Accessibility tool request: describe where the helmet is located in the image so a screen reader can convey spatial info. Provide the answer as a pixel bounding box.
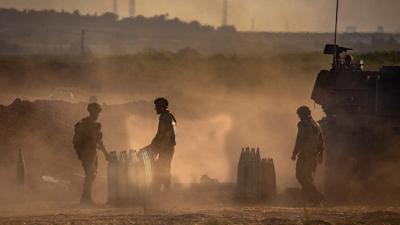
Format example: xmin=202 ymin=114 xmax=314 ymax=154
xmin=87 ymin=103 xmax=102 ymax=113
xmin=344 ymin=54 xmax=354 ymax=64
xmin=154 ymin=97 xmax=169 ymax=109
xmin=89 ymin=96 xmax=98 ymax=103
xmin=297 ymin=106 xmax=311 ymax=117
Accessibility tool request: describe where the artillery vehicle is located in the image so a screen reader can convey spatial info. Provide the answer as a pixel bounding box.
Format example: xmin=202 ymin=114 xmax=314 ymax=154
xmin=311 ymin=0 xmax=400 ymax=202
xmin=312 ymin=44 xmax=400 ymax=201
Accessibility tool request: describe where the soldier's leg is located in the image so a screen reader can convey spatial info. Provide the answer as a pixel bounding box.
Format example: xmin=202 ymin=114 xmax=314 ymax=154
xmin=157 ymin=149 xmax=175 ymax=190
xmin=81 ymin=156 xmax=98 ymax=204
xmin=309 ymin=161 xmax=324 ymax=204
xmin=152 ymin=151 xmax=162 ymax=191
xmin=296 ymin=156 xmax=315 ymax=203
xmin=296 ymin=157 xmax=308 ymax=188
xmin=301 ymin=158 xmax=323 ymax=204
xmin=163 ymin=149 xmax=175 ymax=189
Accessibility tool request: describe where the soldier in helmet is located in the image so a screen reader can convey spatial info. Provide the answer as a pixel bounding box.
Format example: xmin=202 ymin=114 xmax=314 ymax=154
xmin=141 ymin=97 xmax=176 ymax=191
xmin=343 ymin=54 xmax=355 ymax=70
xmin=73 ymin=103 xmax=109 ymax=205
xmin=291 ymin=106 xmax=324 ymax=206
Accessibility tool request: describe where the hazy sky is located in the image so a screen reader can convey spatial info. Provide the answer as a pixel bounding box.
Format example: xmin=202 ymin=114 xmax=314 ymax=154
xmin=1 ymin=0 xmax=399 ymax=32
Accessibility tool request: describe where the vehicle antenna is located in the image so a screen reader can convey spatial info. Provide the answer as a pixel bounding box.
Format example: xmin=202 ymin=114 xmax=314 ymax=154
xmin=333 ymin=0 xmax=340 ymax=68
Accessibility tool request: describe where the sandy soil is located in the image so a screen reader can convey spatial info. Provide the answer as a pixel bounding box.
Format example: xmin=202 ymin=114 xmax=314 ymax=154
xmin=1 ymin=203 xmax=400 ymax=225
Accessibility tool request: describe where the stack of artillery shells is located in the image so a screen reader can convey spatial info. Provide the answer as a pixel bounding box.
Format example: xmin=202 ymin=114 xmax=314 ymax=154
xmin=237 ymin=147 xmax=276 ymax=202
xmin=107 ymin=149 xmax=155 ymax=205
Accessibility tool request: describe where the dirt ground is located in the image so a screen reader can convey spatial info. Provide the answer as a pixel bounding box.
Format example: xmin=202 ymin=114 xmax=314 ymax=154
xmin=1 ymin=202 xmax=400 ymax=225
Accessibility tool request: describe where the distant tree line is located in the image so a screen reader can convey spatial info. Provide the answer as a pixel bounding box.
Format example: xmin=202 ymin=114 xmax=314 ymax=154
xmin=0 ymin=8 xmax=398 ymax=55
xmin=0 ymin=8 xmax=238 ymax=55
xmin=0 ymin=8 xmax=236 ymax=35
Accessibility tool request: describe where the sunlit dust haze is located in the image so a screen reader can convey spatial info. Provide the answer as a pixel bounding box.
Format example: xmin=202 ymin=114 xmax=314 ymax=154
xmin=1 ymin=0 xmax=400 ymax=32
xmin=1 ymin=0 xmax=399 ymax=208
xmin=127 ymin=114 xmax=233 ymax=183
xmin=0 ymin=52 xmax=330 ymax=201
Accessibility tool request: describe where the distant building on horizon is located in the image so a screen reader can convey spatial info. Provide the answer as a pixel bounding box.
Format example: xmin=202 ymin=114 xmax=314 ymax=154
xmin=113 ymin=0 xmax=118 ymax=15
xmin=285 ymin=20 xmax=290 ymax=32
xmin=376 ymin=25 xmax=385 ymax=33
xmin=345 ymin=26 xmax=357 ymax=33
xmin=129 ymin=0 xmax=136 ymax=17
xmin=222 ymin=0 xmax=228 ymax=26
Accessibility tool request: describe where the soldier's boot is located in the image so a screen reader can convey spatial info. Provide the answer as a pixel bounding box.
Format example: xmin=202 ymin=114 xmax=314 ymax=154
xmin=162 ymin=175 xmax=172 ymax=192
xmin=311 ymin=189 xmax=324 ymax=207
xmin=160 ymin=161 xmax=172 ymax=192
xmin=80 ymin=177 xmax=95 ymax=205
xmin=80 ymin=192 xmax=93 ymax=205
xmin=80 ymin=188 xmax=95 ymax=205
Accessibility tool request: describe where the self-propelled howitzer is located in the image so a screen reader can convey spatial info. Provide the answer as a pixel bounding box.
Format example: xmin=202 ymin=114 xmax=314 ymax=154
xmin=311 ymin=44 xmax=400 ymax=202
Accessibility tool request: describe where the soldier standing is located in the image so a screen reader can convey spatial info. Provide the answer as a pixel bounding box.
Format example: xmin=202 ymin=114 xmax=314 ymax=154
xmin=291 ymin=106 xmax=324 ymax=206
xmin=141 ymin=97 xmax=176 ymax=191
xmin=343 ymin=54 xmax=355 ymax=71
xmin=73 ymin=103 xmax=109 ymax=205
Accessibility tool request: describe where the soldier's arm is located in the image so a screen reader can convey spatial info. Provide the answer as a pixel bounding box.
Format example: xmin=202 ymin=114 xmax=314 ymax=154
xmin=96 ymin=125 xmax=109 ymax=160
xmin=99 ymin=143 xmax=109 ymax=160
xmin=139 ymin=122 xmax=165 ymax=153
xmin=150 ymin=114 xmax=171 ymax=149
xmin=292 ymin=122 xmax=305 ymax=157
xmin=317 ymin=131 xmax=324 ymax=154
xmin=73 ymin=122 xmax=83 ymax=151
xmin=317 ymin=128 xmax=324 ymax=161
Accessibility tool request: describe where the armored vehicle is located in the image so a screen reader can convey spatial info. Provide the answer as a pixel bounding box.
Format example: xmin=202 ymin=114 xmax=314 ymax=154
xmin=311 ymin=44 xmax=400 ymax=201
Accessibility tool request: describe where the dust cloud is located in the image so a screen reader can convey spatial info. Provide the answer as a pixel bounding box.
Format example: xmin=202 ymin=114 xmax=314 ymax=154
xmin=91 ymin=52 xmax=327 ymax=195
xmin=0 ymin=52 xmax=328 ymax=203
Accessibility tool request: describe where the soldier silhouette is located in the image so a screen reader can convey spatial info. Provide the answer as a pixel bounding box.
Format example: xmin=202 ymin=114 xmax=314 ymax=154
xmin=73 ymin=103 xmax=109 ymax=205
xmin=291 ymin=106 xmax=324 ymax=206
xmin=140 ymin=97 xmax=176 ymax=191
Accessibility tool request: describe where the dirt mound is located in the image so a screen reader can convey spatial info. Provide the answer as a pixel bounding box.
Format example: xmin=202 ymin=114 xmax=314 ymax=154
xmin=0 ymin=98 xmax=151 ymax=203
